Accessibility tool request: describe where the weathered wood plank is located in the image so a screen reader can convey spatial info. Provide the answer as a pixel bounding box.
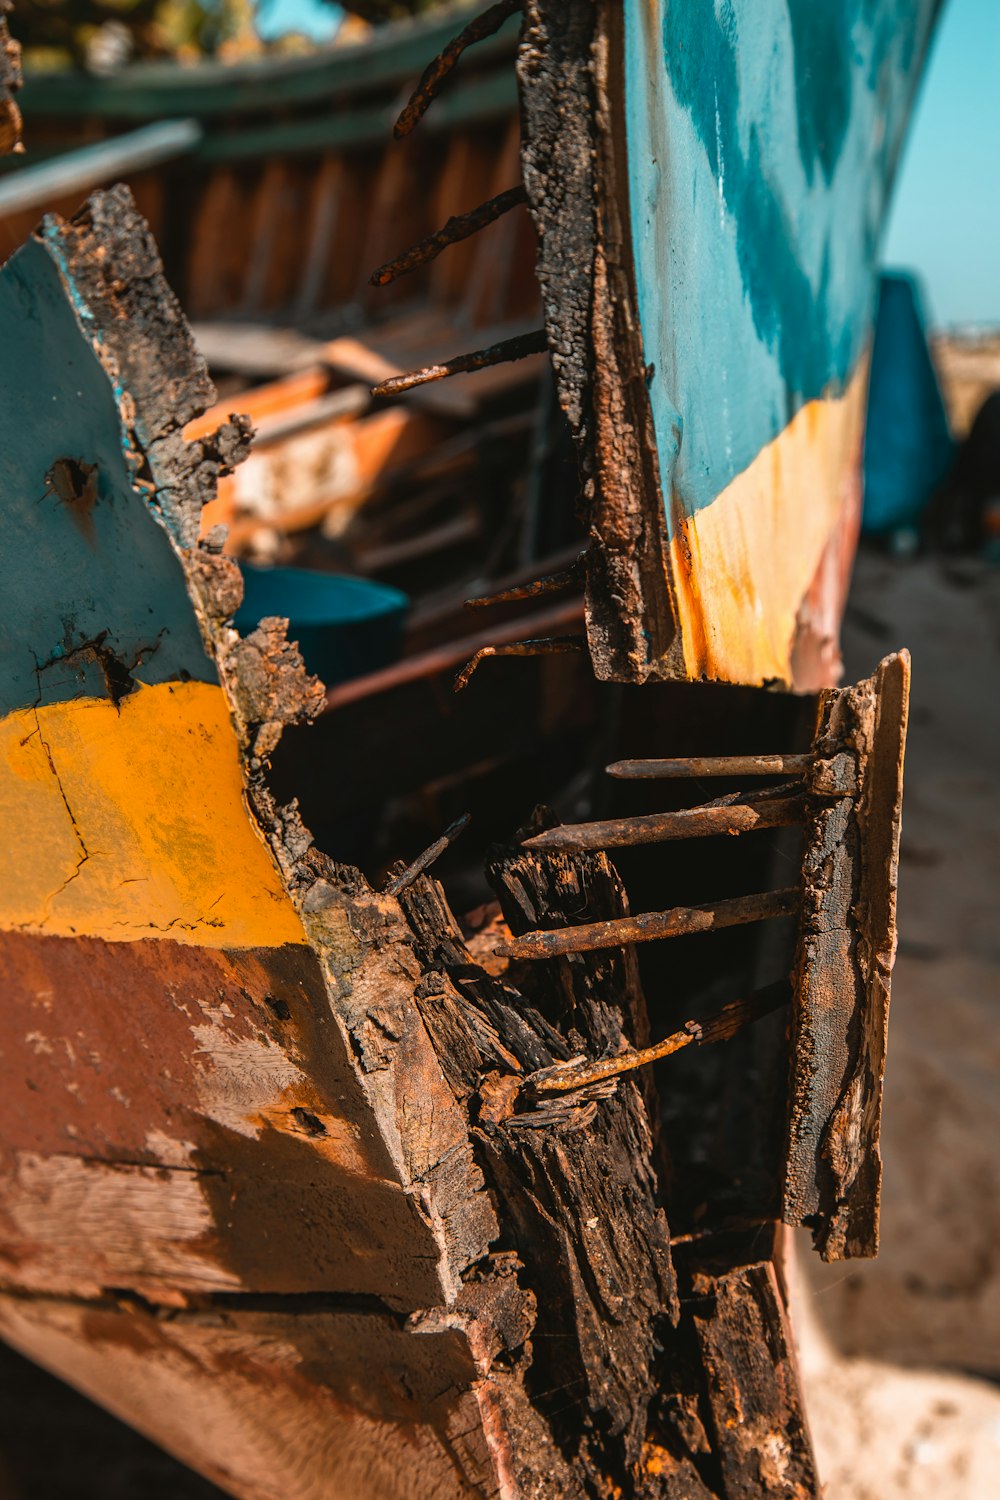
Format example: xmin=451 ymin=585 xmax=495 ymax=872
xmin=784 ymin=651 xmax=911 ymax=1259
xmin=518 ymin=1 xmax=678 ymax=684
xmin=0 ymin=1294 xmax=506 ymax=1500
xmin=0 ymin=0 xmax=20 ymax=155
xmin=690 ymin=1257 xmax=819 ymax=1498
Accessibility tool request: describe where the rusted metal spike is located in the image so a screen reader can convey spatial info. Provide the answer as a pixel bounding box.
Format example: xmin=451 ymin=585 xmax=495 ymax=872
xmin=464 ymin=552 xmax=586 ymax=611
xmin=371 ymin=329 xmax=548 ymax=399
xmin=521 ymin=796 xmax=806 ymax=852
xmin=383 ymin=813 xmax=471 ymax=897
xmin=606 ymin=753 xmax=813 ymax=780
xmin=394 ymin=0 xmax=523 ymax=139
xmin=454 ymin=634 xmax=584 ymax=693
xmin=370 ymin=185 xmax=528 ymax=287
xmin=525 ymin=979 xmax=791 ymax=1094
xmin=493 ymin=887 xmax=800 ymax=961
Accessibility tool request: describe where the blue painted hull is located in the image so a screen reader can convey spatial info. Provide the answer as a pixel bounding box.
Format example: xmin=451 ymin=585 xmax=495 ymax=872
xmin=628 ymin=0 xmax=941 ymax=686
xmin=522 ymin=0 xmax=943 ymax=688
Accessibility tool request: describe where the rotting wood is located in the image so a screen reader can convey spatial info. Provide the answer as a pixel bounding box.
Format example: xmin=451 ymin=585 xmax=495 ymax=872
xmin=0 ymin=0 xmax=21 ymax=155
xmin=518 ymin=1 xmax=679 ymax=683
xmin=689 ymin=1257 xmax=819 ymax=1498
xmin=400 ymin=816 xmax=679 ymax=1496
xmin=783 ymin=651 xmax=910 ymax=1260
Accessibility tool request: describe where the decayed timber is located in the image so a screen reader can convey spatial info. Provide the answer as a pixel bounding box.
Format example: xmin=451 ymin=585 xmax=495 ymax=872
xmin=518 ymin=1 xmax=679 ymax=684
xmin=689 ymin=1258 xmax=818 ymax=1498
xmin=783 ymin=652 xmax=911 ymax=1260
xmin=0 ymin=0 xmax=21 ymax=154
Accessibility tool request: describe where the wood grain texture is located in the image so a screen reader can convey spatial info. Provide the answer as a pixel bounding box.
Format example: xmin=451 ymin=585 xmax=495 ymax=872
xmin=690 ymin=1259 xmax=818 ymax=1499
xmin=0 ymin=1294 xmax=503 ymax=1500
xmin=401 ymin=816 xmax=681 ymax=1497
xmin=518 ymin=0 xmax=679 ymax=684
xmin=784 ymin=651 xmax=910 ymax=1259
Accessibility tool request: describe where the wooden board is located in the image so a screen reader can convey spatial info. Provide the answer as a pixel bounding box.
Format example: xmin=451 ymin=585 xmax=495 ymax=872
xmin=784 ymin=652 xmax=911 ymax=1259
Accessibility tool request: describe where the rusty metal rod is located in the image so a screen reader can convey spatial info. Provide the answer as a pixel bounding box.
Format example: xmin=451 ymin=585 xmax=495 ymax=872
xmin=394 ymin=0 xmax=523 ymax=139
xmin=606 ymin=753 xmax=813 ymax=780
xmin=371 ymin=185 xmax=527 ymax=287
xmin=521 ymin=796 xmax=806 ymax=852
xmin=384 ymin=813 xmax=471 ymax=897
xmin=464 ymin=551 xmax=586 ymax=610
xmin=493 ymin=887 xmax=800 ymax=961
xmin=371 ymin=329 xmax=548 ymax=399
xmin=454 ymin=634 xmax=584 ymax=692
xmin=525 ymin=979 xmax=791 ymax=1093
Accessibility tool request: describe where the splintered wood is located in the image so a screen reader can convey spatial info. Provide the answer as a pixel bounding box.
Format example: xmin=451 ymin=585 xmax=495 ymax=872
xmin=783 ymin=651 xmax=911 ymax=1260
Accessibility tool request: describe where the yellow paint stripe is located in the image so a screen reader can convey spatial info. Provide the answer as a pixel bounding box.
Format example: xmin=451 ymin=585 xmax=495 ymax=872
xmin=0 ymin=682 xmax=305 ymax=947
xmin=668 ymin=362 xmax=869 ymax=686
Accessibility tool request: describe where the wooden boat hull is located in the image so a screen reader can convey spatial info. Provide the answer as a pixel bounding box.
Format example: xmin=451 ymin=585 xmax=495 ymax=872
xmin=521 ymin=0 xmax=942 ymax=689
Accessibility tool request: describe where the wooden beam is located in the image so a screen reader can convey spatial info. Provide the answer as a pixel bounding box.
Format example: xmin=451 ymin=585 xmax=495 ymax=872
xmin=0 ymin=119 xmax=200 ymax=216
xmin=784 ymin=651 xmax=911 ymax=1260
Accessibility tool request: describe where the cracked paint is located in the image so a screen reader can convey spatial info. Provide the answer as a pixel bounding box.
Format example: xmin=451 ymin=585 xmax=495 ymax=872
xmin=0 ymin=680 xmax=306 ymax=947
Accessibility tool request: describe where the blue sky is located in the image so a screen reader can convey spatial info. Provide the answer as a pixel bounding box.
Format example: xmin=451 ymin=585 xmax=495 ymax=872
xmin=883 ymin=0 xmax=1000 ymax=327
xmin=254 ymin=0 xmax=997 ymax=328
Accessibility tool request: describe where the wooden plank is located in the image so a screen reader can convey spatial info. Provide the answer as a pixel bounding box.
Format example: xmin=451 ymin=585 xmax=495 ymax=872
xmin=0 ymin=1295 xmax=507 ymax=1500
xmin=295 ymin=152 xmax=346 ymax=319
xmin=402 ymin=838 xmax=678 ymax=1496
xmin=519 ymin=1 xmax=679 ymax=684
xmin=185 ymin=167 xmax=254 ymax=318
xmin=784 ymin=651 xmax=911 ymax=1260
xmin=0 ymin=119 xmax=200 ymax=216
xmin=0 ymin=0 xmax=21 ymax=155
xmin=690 ymin=1258 xmax=819 ymax=1498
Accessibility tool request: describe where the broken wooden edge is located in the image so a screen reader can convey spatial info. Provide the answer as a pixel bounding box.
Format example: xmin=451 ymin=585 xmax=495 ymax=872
xmin=518 ymin=1 xmax=680 ymax=684
xmin=494 ymin=886 xmax=800 ymax=960
xmin=0 ymin=0 xmax=22 ymax=156
xmin=783 ymin=649 xmax=911 ymax=1261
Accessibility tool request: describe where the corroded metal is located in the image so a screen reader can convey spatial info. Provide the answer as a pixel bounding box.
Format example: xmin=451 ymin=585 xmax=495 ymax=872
xmin=494 ymin=887 xmax=800 ymax=960
xmin=393 ymin=0 xmax=522 ymax=138
xmin=371 ymin=328 xmax=548 ymax=398
xmin=521 ymin=795 xmax=806 ymax=852
xmin=606 ymin=753 xmax=813 ymax=780
xmin=370 ymin=184 xmax=527 ymax=286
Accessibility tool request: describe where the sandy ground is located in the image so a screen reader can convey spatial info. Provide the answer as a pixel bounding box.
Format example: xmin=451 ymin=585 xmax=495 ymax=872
xmin=790 ymin=549 xmax=1000 ymax=1497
